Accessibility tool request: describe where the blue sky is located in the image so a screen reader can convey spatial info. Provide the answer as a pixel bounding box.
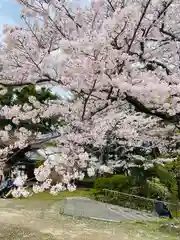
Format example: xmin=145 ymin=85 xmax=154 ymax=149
xmin=0 ymin=0 xmax=89 ymax=38
xmin=0 ymin=0 xmax=73 ymax=97
xmin=0 ymin=0 xmax=88 ymax=97
xmin=0 ymin=0 xmax=22 ymax=38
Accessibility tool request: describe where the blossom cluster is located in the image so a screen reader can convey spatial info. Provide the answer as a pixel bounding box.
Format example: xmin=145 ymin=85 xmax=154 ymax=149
xmin=0 ymin=0 xmax=180 ymax=196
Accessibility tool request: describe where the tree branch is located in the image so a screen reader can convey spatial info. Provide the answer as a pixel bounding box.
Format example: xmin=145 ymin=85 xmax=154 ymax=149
xmin=160 ymin=23 xmax=180 ymax=41
xmin=127 ymin=0 xmax=151 ymax=53
xmin=81 ymin=79 xmax=97 ymax=120
xmin=61 ymin=3 xmax=82 ymax=29
xmin=107 ymin=0 xmax=115 ymax=12
xmin=0 ymin=74 xmax=61 ymax=87
xmin=125 ymin=93 xmax=180 ymax=125
xmin=144 ymin=0 xmax=174 ymax=38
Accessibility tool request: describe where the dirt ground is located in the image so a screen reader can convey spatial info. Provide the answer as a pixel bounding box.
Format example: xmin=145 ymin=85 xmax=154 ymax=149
xmin=0 ymin=199 xmax=178 ymax=240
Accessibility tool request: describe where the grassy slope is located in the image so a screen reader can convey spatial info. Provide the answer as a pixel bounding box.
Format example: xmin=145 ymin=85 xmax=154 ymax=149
xmin=0 ymin=189 xmax=179 ymax=240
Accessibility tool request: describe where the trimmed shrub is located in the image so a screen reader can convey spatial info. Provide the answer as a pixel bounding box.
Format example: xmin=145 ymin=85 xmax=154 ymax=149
xmin=94 ymin=174 xmax=133 ymax=192
xmin=110 ymin=174 xmax=133 ymax=192
xmin=76 ymin=177 xmax=96 ymax=188
xmin=94 ymin=177 xmax=113 ymax=191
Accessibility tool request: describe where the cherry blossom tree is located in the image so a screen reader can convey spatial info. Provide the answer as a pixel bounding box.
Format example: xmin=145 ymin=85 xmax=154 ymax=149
xmin=0 ymin=85 xmax=62 ymax=174
xmin=1 ymin=0 xmax=180 ymax=196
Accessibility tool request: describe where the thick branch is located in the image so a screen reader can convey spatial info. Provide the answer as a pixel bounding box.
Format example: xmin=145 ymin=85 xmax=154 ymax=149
xmin=0 ymin=74 xmax=61 ymax=87
xmin=125 ymin=93 xmax=180 ymax=125
xmin=5 ymin=132 xmax=61 ymax=166
xmin=81 ymin=79 xmax=97 ymax=120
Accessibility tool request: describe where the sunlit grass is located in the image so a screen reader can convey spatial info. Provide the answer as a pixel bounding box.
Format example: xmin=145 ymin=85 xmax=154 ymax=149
xmin=25 ymin=188 xmax=93 ymax=200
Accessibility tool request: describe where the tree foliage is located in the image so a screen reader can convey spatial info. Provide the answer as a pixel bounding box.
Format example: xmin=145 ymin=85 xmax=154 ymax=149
xmin=0 ymin=0 xmax=180 ymax=196
xmin=0 ymin=85 xmax=61 ymax=175
xmin=0 ymin=85 xmax=60 ymax=133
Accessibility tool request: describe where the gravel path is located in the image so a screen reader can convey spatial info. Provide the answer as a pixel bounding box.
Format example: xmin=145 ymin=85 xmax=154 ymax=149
xmin=62 ymin=197 xmax=157 ymax=222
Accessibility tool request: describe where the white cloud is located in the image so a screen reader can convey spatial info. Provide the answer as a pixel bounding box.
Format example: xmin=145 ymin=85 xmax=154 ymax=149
xmin=0 ymin=15 xmax=16 ymax=41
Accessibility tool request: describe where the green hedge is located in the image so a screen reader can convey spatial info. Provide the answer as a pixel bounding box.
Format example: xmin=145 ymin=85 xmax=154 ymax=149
xmin=94 ymin=174 xmax=133 ymax=192
xmin=76 ymin=174 xmax=133 ymax=191
xmin=75 ymin=177 xmax=96 ymax=188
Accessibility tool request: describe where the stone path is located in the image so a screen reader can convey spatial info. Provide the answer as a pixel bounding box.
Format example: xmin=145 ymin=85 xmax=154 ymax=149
xmin=62 ymin=197 xmax=157 ymax=222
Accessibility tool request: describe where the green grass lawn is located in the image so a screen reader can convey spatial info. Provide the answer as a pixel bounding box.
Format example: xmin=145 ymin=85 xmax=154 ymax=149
xmin=24 ymin=188 xmax=92 ymax=201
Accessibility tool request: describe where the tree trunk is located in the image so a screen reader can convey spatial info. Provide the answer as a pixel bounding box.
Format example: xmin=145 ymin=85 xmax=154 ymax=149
xmin=4 ymin=146 xmax=35 ymax=178
xmin=176 ymin=176 xmax=180 ymax=200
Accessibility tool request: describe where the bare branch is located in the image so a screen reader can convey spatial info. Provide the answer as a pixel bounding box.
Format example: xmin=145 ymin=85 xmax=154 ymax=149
xmin=22 ymin=16 xmax=45 ymax=49
xmin=107 ymin=0 xmax=115 ymax=12
xmin=61 ymin=3 xmax=82 ymax=29
xmin=144 ymin=0 xmax=174 ymax=37
xmin=111 ymin=21 xmax=127 ymax=50
xmin=127 ymin=0 xmax=151 ymax=53
xmin=125 ymin=93 xmax=180 ymax=126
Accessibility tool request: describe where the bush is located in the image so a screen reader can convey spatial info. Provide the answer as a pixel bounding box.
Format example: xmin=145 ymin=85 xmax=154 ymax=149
xmin=94 ymin=174 xmax=133 ymax=192
xmin=154 ymin=165 xmax=178 ymax=199
xmin=94 ymin=177 xmax=113 ymax=191
xmin=146 ymin=178 xmax=171 ymax=200
xmin=76 ymin=177 xmax=96 ymax=188
xmin=93 ymin=174 xmax=134 ymax=207
xmin=111 ymin=174 xmax=133 ymax=191
xmin=93 ymin=173 xmax=178 ymax=214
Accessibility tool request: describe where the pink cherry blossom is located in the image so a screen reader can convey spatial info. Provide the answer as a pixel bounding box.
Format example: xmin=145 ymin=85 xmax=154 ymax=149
xmin=0 ymin=0 xmax=179 ymax=196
